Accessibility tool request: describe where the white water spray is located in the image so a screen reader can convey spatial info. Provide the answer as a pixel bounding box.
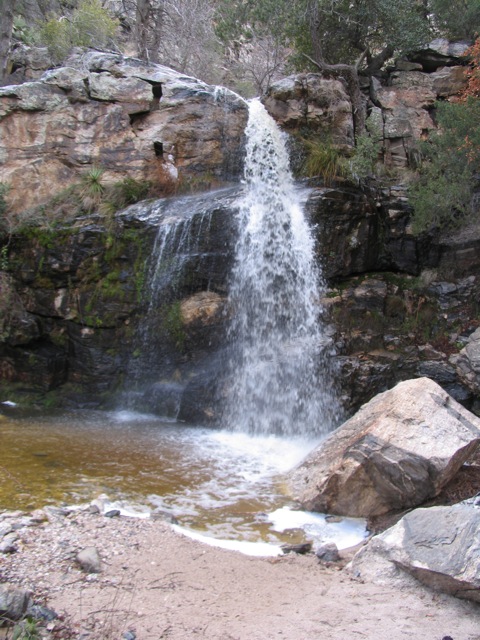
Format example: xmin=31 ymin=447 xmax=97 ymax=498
xmin=223 ymin=99 xmax=338 ymax=437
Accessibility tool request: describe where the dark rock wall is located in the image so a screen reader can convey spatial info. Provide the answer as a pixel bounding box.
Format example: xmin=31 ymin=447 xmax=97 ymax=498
xmin=310 ymin=183 xmax=480 ymax=415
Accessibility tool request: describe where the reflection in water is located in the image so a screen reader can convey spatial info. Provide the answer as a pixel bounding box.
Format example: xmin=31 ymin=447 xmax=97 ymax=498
xmin=0 ymin=409 xmax=366 ymax=549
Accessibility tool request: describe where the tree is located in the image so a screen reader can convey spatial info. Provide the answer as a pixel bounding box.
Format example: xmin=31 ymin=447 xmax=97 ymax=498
xmin=429 ymin=0 xmax=480 ymax=40
xmin=409 ymin=97 xmax=480 ymax=233
xmin=215 ymin=0 xmax=293 ymax=94
xmin=409 ymin=37 xmax=480 ymax=233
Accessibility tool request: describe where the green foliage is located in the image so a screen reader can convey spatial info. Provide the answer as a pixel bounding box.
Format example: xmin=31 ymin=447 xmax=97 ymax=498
xmin=11 ymin=617 xmax=40 ymax=640
xmin=214 ymin=0 xmax=290 ymax=45
xmin=347 ymin=126 xmax=382 ymax=182
xmin=8 ymin=170 xmax=154 ymax=234
xmin=80 ymin=165 xmax=105 ymax=212
xmin=300 ymin=138 xmax=347 ymax=184
xmin=12 ymin=16 xmax=36 ymax=45
xmin=0 ymin=245 xmax=9 ymax=270
xmin=163 ymin=301 xmax=186 ymax=351
xmin=0 ymin=182 xmax=9 ymax=217
xmin=409 ymin=98 xmax=480 ymax=234
xmin=38 ymin=0 xmax=119 ymax=64
xmin=108 ymin=177 xmax=152 ymax=209
xmin=299 ymin=0 xmax=431 ymax=66
xmin=430 ymin=0 xmax=480 ymax=40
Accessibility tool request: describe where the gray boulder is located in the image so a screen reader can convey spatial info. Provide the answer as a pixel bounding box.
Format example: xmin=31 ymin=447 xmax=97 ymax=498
xmin=0 ymin=51 xmax=247 ymax=215
xmin=350 ymin=499 xmax=480 ymax=602
xmin=76 ymin=546 xmax=102 ymax=573
xmin=0 ymin=584 xmax=32 ymax=621
xmin=287 ymin=377 xmax=480 ymax=517
xmin=456 ymin=327 xmax=480 ymax=396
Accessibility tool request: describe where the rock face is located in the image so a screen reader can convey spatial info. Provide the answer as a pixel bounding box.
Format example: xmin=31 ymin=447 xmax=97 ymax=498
xmin=0 ymin=187 xmax=237 ymax=414
xmin=263 ymin=73 xmax=354 ymax=147
xmin=351 ymin=498 xmax=480 ymax=603
xmin=287 ymin=378 xmax=480 ymax=518
xmin=373 ymin=66 xmax=466 ymax=167
xmin=456 ymin=327 xmax=480 ymax=397
xmin=0 ymin=51 xmax=248 ymax=213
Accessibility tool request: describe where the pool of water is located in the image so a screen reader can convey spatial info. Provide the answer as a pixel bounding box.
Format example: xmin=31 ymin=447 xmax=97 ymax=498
xmin=0 ymin=407 xmax=367 ymax=552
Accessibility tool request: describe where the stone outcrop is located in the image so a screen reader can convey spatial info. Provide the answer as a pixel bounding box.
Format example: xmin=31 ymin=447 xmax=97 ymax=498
xmin=262 ymin=40 xmax=468 ymax=170
xmin=351 ymin=498 xmax=480 ymax=603
xmin=287 ymin=378 xmax=480 ymax=518
xmin=0 ymin=51 xmax=248 ymax=214
xmin=407 ymin=38 xmax=471 ymax=72
xmin=308 ymin=180 xmax=480 ymax=415
xmin=263 ymin=73 xmax=354 ymax=147
xmin=374 ymin=65 xmax=467 ymax=167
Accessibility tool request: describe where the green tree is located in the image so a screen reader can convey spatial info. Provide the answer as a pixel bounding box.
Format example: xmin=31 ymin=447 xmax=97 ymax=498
xmin=409 ymin=98 xmax=480 ymax=234
xmin=430 ymin=0 xmax=480 ymax=40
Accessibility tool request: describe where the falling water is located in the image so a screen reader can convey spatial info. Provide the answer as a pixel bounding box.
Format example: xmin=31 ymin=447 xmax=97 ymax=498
xmin=120 ymin=189 xmax=238 ymax=414
xmin=223 ymin=99 xmax=338 ymax=437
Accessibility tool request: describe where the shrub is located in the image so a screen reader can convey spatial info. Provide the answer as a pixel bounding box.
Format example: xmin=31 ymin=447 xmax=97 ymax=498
xmin=301 ymin=138 xmax=347 ymax=184
xmin=347 ymin=122 xmax=382 ymax=183
xmin=38 ymin=0 xmax=119 ymax=64
xmin=409 ymin=98 xmax=480 ymax=234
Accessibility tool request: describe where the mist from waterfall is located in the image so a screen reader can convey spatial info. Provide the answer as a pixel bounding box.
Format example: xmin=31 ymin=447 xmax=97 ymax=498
xmin=222 ymin=99 xmax=338 ymax=438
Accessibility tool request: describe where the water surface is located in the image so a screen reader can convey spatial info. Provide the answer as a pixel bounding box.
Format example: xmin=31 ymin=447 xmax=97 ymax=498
xmin=0 ymin=408 xmax=366 ymax=550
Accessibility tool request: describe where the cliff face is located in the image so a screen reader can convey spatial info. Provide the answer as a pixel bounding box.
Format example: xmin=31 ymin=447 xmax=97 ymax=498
xmin=1 ymin=46 xmax=479 ymax=420
xmin=0 ymin=51 xmax=247 ymax=214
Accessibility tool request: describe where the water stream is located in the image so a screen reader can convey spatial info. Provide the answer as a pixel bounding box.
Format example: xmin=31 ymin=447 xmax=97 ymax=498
xmin=223 ymin=99 xmax=338 ymax=436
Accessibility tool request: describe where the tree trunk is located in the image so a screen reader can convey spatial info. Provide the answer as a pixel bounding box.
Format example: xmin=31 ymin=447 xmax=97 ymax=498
xmin=303 ymin=53 xmax=366 ymax=137
xmin=0 ymin=0 xmax=16 ymax=84
xmin=306 ymin=0 xmax=365 ymax=136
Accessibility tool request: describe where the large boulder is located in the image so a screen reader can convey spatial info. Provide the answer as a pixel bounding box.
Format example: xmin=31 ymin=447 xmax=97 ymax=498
xmin=0 ymin=51 xmax=248 ymax=214
xmin=262 ymin=73 xmax=354 ymax=147
xmin=350 ymin=498 xmax=480 ymax=603
xmin=287 ymin=378 xmax=480 ymax=517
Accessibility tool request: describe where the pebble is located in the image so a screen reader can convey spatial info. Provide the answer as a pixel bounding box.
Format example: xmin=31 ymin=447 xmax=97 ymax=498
xmin=0 ymin=532 xmax=19 ymax=554
xmin=105 ymin=509 xmax=121 ymax=518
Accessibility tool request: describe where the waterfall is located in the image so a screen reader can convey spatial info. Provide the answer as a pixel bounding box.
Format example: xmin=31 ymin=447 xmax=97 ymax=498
xmin=120 ymin=189 xmax=239 ymax=416
xmin=222 ymin=99 xmax=338 ymax=438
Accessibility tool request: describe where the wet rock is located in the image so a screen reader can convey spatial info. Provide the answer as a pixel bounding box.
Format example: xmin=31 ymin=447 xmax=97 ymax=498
xmin=76 ymin=547 xmax=102 ymax=573
xmin=105 ymin=510 xmax=121 ymax=518
xmin=280 ymin=542 xmax=312 ymax=555
xmin=150 ymin=509 xmax=179 ymax=524
xmin=0 ymin=584 xmax=32 ymax=621
xmin=351 ymin=500 xmax=480 ymax=603
xmin=287 ymin=378 xmax=480 ymax=518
